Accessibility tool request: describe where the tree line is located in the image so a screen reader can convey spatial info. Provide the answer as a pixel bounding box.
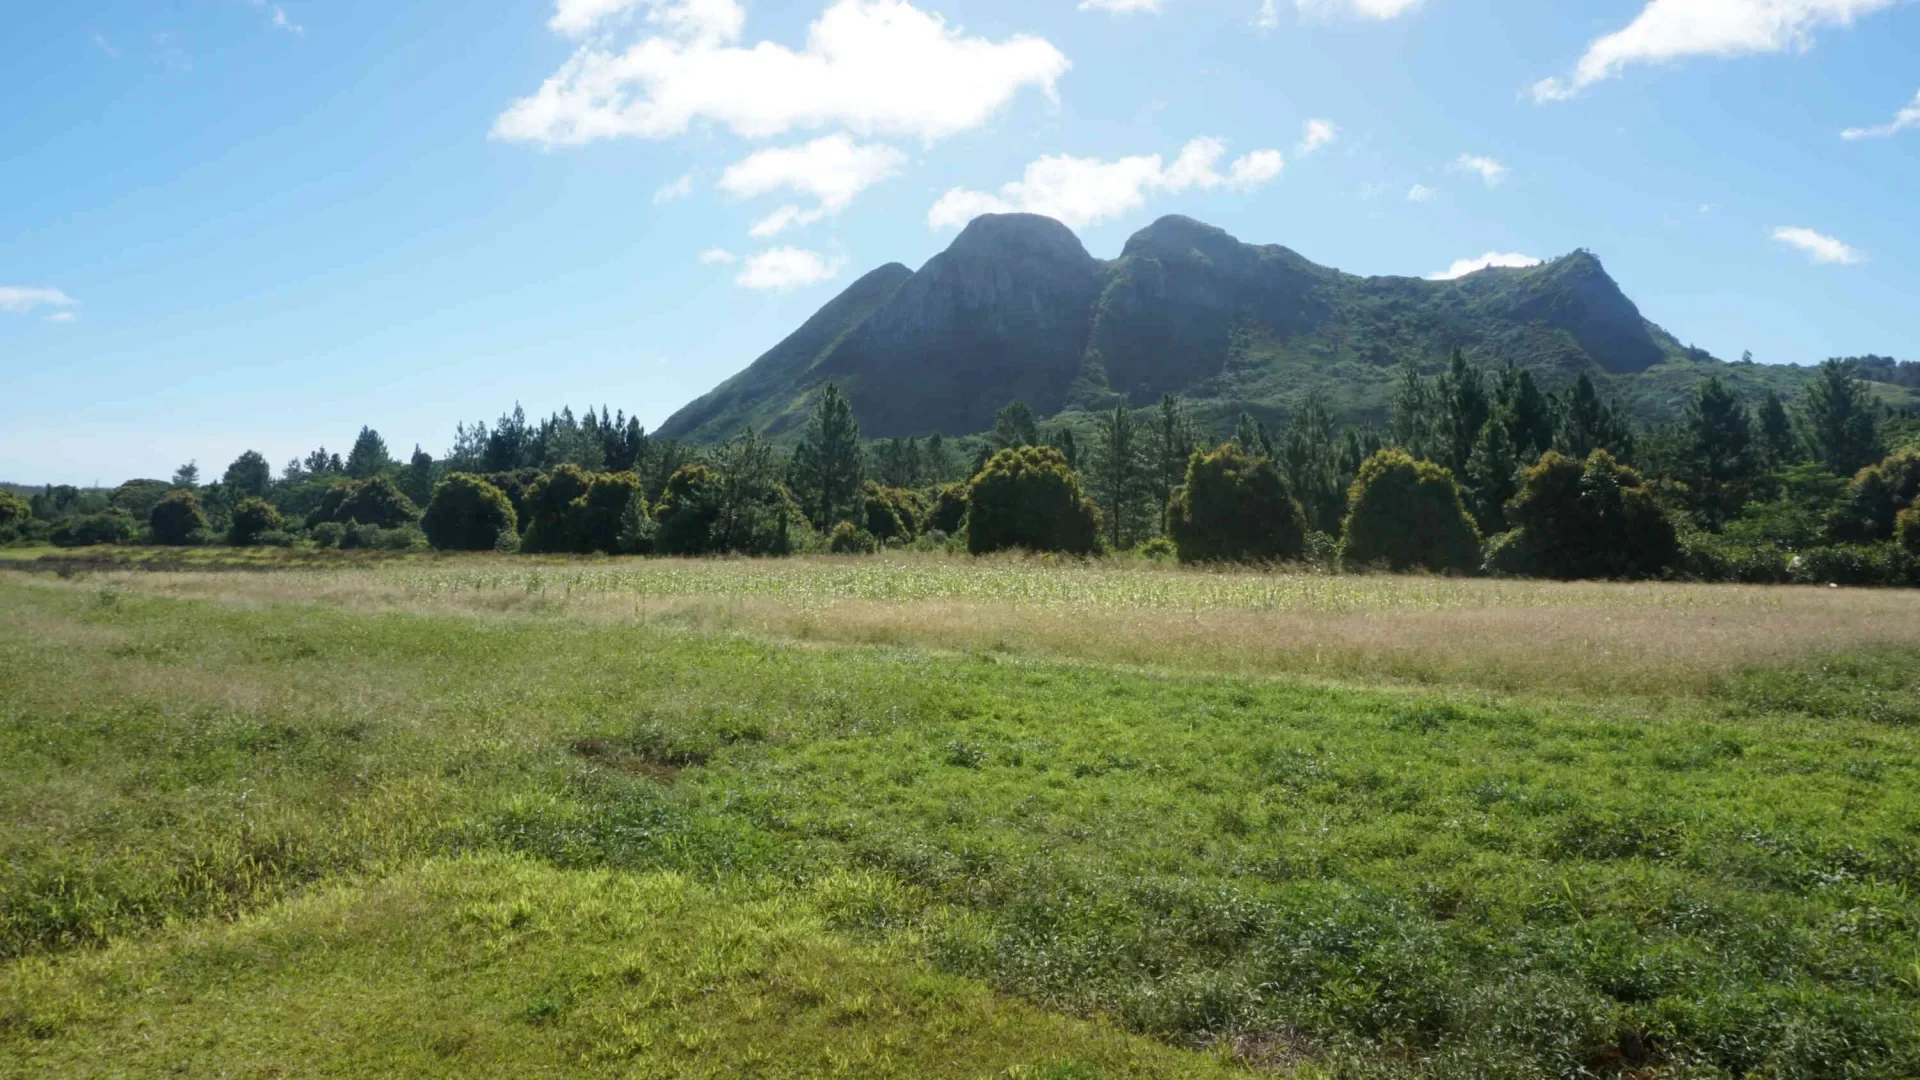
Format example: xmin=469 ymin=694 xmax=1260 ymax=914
xmin=3 ymin=360 xmax=1915 ymax=585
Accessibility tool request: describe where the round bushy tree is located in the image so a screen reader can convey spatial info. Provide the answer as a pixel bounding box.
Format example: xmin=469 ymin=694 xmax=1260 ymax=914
xmin=149 ymin=489 xmax=209 ymax=546
xmin=860 ymin=482 xmax=921 ymax=544
xmin=927 ymin=483 xmax=968 ymax=536
xmin=422 ymin=474 xmax=518 ymax=551
xmin=1842 ymin=450 xmax=1920 ymax=541
xmin=1898 ymin=505 xmax=1920 ymax=558
xmin=1340 ymin=449 xmax=1481 ymax=573
xmin=582 ymin=471 xmax=647 ymax=555
xmin=305 ymin=477 xmax=419 ymax=530
xmin=965 ymin=446 xmax=1100 ymax=556
xmin=1168 ymin=443 xmax=1307 ymax=564
xmin=520 ymin=465 xmax=594 ymax=553
xmin=226 ymin=497 xmax=285 ymax=546
xmin=828 ymin=521 xmax=878 ymax=554
xmin=0 ymin=490 xmax=30 ymax=536
xmin=653 ymin=465 xmax=721 ymax=556
xmin=51 ymin=510 xmax=137 ymax=548
xmin=1494 ymin=450 xmax=1679 ymax=580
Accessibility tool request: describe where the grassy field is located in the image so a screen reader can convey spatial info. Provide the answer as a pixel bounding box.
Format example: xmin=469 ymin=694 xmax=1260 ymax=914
xmin=3 ymin=554 xmax=1919 ymax=1078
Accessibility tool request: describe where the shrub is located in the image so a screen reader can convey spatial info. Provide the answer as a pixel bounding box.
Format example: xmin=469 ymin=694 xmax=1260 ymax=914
xmin=1839 ymin=450 xmax=1920 ymax=541
xmin=1137 ymin=536 xmax=1177 ymax=562
xmin=927 ymin=483 xmax=968 ymax=536
xmin=50 ymin=510 xmax=136 ymax=548
xmin=0 ymin=490 xmax=30 ymax=533
xmin=582 ymin=472 xmax=647 ymax=555
xmin=1167 ymin=443 xmax=1306 ymax=564
xmin=520 ymin=465 xmax=595 ymax=553
xmin=654 ymin=465 xmax=720 ymax=556
xmin=965 ymin=447 xmax=1100 ymax=556
xmin=1493 ymin=451 xmax=1678 ymax=580
xmin=1900 ymin=506 xmax=1920 ymax=558
xmin=149 ymin=489 xmax=209 ymax=546
xmin=1790 ymin=543 xmax=1918 ymax=588
xmin=860 ymin=483 xmax=921 ymax=544
xmin=226 ymin=497 xmax=285 ymax=547
xmin=829 ymin=521 xmax=879 ymax=554
xmin=256 ymin=529 xmax=296 ymax=548
xmin=422 ymin=474 xmax=519 ymax=552
xmin=1339 ymin=449 xmax=1481 ymax=573
xmin=305 ymin=477 xmax=420 ymax=530
xmin=1675 ymin=530 xmax=1791 ymax=584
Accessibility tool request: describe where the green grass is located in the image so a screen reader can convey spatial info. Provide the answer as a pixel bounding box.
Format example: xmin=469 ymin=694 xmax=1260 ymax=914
xmin=3 ymin=570 xmax=1919 ymax=1078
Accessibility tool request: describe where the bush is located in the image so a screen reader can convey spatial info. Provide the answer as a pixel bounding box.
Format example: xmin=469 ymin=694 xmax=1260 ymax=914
xmin=1789 ymin=543 xmax=1918 ymax=588
xmin=1900 ymin=506 xmax=1920 ymax=558
xmin=1339 ymin=449 xmax=1481 ymax=573
xmin=965 ymin=447 xmax=1100 ymax=556
xmin=1167 ymin=443 xmax=1306 ymax=564
xmin=226 ymin=497 xmax=285 ymax=547
xmin=1492 ymin=450 xmax=1678 ymax=580
xmin=582 ymin=472 xmax=648 ymax=555
xmin=309 ymin=522 xmax=346 ymax=548
xmin=829 ymin=521 xmax=879 ymax=554
xmin=256 ymin=529 xmax=297 ymax=548
xmin=1137 ymin=536 xmax=1177 ymax=562
xmin=654 ymin=465 xmax=720 ymax=556
xmin=1675 ymin=530 xmax=1791 ymax=584
xmin=1839 ymin=450 xmax=1920 ymax=541
xmin=520 ymin=465 xmax=595 ymax=553
xmin=0 ymin=490 xmax=30 ymax=533
xmin=860 ymin=482 xmax=922 ymax=544
xmin=422 ymin=474 xmax=518 ymax=552
xmin=149 ymin=489 xmax=209 ymax=546
xmin=305 ymin=477 xmax=420 ymax=530
xmin=50 ymin=510 xmax=137 ymax=548
xmin=927 ymin=483 xmax=968 ymax=536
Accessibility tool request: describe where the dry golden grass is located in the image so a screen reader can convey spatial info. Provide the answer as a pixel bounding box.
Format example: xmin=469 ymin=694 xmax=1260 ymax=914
xmin=18 ymin=552 xmax=1920 ymax=699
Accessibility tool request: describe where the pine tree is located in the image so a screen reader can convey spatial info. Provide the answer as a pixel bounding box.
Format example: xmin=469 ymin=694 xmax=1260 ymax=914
xmin=1757 ymin=390 xmax=1800 ymax=468
xmin=1146 ymin=394 xmax=1199 ymax=536
xmin=1435 ymin=348 xmax=1490 ymax=476
xmin=1681 ymin=377 xmax=1759 ymax=529
xmin=172 ymin=461 xmax=200 ymax=488
xmin=790 ymin=383 xmax=864 ymax=529
xmin=990 ymin=401 xmax=1041 ymax=451
xmin=1089 ymin=407 xmax=1152 ymax=549
xmin=923 ymin=434 xmax=958 ymax=484
xmin=1496 ymin=365 xmax=1555 ymax=461
xmin=1804 ymin=359 xmax=1884 ymax=476
xmin=1464 ymin=416 xmax=1519 ymax=533
xmin=1556 ymin=374 xmax=1634 ymax=461
xmin=1046 ymin=426 xmax=1079 ymax=470
xmin=400 ymin=446 xmax=438 ymax=509
xmin=345 ymin=426 xmax=393 ymax=479
xmin=1389 ymin=360 xmax=1434 ymax=459
xmin=221 ymin=451 xmax=271 ymax=497
xmin=1233 ymin=413 xmax=1261 ymax=455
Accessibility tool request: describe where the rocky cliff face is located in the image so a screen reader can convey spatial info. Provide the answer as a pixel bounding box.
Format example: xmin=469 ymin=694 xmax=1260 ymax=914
xmin=657 ymin=214 xmax=1695 ymax=443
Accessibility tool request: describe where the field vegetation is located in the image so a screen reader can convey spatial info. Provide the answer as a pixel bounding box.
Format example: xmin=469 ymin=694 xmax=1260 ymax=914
xmin=4 ymin=557 xmax=1919 ymax=1078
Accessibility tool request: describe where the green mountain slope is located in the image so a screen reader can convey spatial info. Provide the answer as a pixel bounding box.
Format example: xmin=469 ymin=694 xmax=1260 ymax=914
xmin=659 ymin=213 xmax=1909 ymax=442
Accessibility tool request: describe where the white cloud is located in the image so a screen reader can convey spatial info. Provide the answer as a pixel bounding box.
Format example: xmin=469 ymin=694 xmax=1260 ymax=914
xmin=1297 ymin=118 xmax=1337 ymax=156
xmin=1080 ymin=0 xmax=1163 ymax=11
xmin=1772 ymin=226 xmax=1863 ymax=265
xmin=927 ymin=136 xmax=1283 ymax=230
xmin=248 ymin=0 xmax=305 ymax=35
xmin=550 ymin=0 xmax=743 ymax=42
xmin=1453 ymin=153 xmax=1508 ymax=187
xmin=735 ymin=247 xmax=846 ymax=290
xmin=699 ymin=247 xmax=738 ymax=264
xmin=92 ymin=32 xmax=119 ymax=58
xmin=1428 ymin=252 xmax=1542 ymax=280
xmin=1533 ymin=0 xmax=1899 ymax=102
xmin=495 ymin=0 xmax=1069 ymax=147
xmin=1406 ymin=184 xmax=1434 ymax=202
xmin=1254 ymin=0 xmax=1280 ymax=28
xmin=719 ymin=134 xmax=906 ymax=229
xmin=0 ymin=287 xmax=78 ymax=315
xmin=653 ymin=171 xmax=695 ymax=203
xmin=1295 ymin=0 xmax=1425 ymax=19
xmin=45 ymin=312 xmax=77 ymax=323
xmin=1842 ymin=89 xmax=1920 ymax=139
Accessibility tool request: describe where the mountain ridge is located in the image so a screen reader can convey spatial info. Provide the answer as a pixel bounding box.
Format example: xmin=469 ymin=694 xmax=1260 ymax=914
xmin=659 ymin=214 xmax=1811 ymax=443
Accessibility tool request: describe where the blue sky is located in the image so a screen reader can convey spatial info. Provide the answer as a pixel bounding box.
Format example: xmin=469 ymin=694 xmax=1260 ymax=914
xmin=2 ymin=0 xmax=1916 ymax=485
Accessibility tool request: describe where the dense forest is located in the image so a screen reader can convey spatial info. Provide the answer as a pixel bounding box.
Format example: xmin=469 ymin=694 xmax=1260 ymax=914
xmin=5 ymin=357 xmax=1918 ymax=586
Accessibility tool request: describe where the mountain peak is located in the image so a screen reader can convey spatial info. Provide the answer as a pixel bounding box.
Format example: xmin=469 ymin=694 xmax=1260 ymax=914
xmin=946 ymin=213 xmax=1094 ymax=266
xmin=1121 ymin=215 xmax=1245 ymax=264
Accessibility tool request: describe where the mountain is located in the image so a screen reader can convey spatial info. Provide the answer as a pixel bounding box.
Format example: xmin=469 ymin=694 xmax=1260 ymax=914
xmin=658 ymin=213 xmax=1851 ymax=443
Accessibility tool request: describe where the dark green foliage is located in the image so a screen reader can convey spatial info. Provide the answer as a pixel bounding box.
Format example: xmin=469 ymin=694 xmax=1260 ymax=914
xmin=1340 ymin=450 xmax=1481 ymax=573
xmin=398 ymin=446 xmax=437 ymax=508
xmin=860 ymin=482 xmax=920 ymax=544
xmin=790 ymin=383 xmax=864 ymax=531
xmin=987 ymin=401 xmax=1041 ymax=457
xmin=221 ymin=451 xmax=272 ymax=497
xmin=582 ymin=472 xmax=647 ymax=555
xmin=1146 ymin=394 xmax=1199 ymax=536
xmin=1044 ymin=425 xmax=1079 ymax=470
xmin=171 ymin=461 xmax=200 ymax=487
xmin=108 ymin=480 xmax=171 ymax=520
xmin=656 ymin=430 xmax=796 ymax=557
xmin=927 ymin=483 xmax=969 ymax=536
xmin=226 ymin=498 xmax=284 ymax=547
xmin=1788 ymin=543 xmax=1919 ymax=587
xmin=478 ymin=470 xmax=541 ymax=533
xmin=828 ymin=521 xmax=879 ymax=554
xmin=149 ymin=490 xmax=209 ymax=546
xmin=1556 ymin=373 xmax=1636 ymax=461
xmin=1839 ymin=450 xmax=1920 ymax=542
xmin=1757 ymin=390 xmax=1800 ymax=466
xmin=1679 ymin=376 xmax=1761 ymax=528
xmin=0 ymin=491 xmax=29 ymax=533
xmin=1898 ymin=506 xmax=1920 ymax=557
xmin=654 ymin=465 xmax=721 ymax=556
xmin=422 ymin=475 xmax=519 ymax=552
xmin=1273 ymin=392 xmax=1359 ymax=534
xmin=965 ymin=446 xmax=1100 ymax=556
xmin=305 ymin=477 xmax=420 ymax=530
xmin=874 ymin=436 xmax=924 ymax=488
xmin=345 ymin=426 xmax=393 ymax=479
xmin=1494 ymin=451 xmax=1679 ymax=580
xmin=1167 ymin=443 xmax=1306 ymax=564
xmin=48 ymin=510 xmax=136 ymax=547
xmin=1086 ymin=406 xmax=1153 ymax=549
xmin=520 ymin=465 xmax=595 ymax=553
xmin=1805 ymin=359 xmax=1884 ymax=476
xmin=1463 ymin=416 xmax=1519 ymax=533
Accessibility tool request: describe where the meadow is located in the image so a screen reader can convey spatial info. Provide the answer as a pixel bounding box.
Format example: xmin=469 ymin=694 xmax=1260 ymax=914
xmin=3 ymin=551 xmax=1918 ymax=1078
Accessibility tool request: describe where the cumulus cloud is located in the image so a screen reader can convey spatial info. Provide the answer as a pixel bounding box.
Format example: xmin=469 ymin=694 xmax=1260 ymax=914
xmin=1453 ymin=153 xmax=1508 ymax=187
xmin=1428 ymin=252 xmax=1542 ymax=280
xmin=1297 ymin=118 xmax=1337 ymax=156
xmin=927 ymin=137 xmax=1284 ymax=230
xmin=735 ymin=247 xmax=846 ymax=290
xmin=0 ymin=287 xmax=78 ymax=316
xmin=1532 ymin=0 xmax=1900 ymax=102
xmin=719 ymin=134 xmax=906 ymax=235
xmin=495 ymin=0 xmax=1069 ymax=146
xmin=1080 ymin=0 xmax=1163 ymax=12
xmin=1842 ymin=90 xmax=1920 ymax=140
xmin=1772 ymin=226 xmax=1862 ymax=265
xmin=550 ymin=0 xmax=744 ymax=42
xmin=699 ymin=247 xmax=738 ymax=264
xmin=653 ymin=172 xmax=695 ymax=203
xmin=1406 ymin=184 xmax=1434 ymax=202
xmin=1295 ymin=0 xmax=1425 ymax=19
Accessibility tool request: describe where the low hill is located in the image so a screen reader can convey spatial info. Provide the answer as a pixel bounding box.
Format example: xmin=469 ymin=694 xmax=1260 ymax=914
xmin=660 ymin=214 xmax=1911 ymax=442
